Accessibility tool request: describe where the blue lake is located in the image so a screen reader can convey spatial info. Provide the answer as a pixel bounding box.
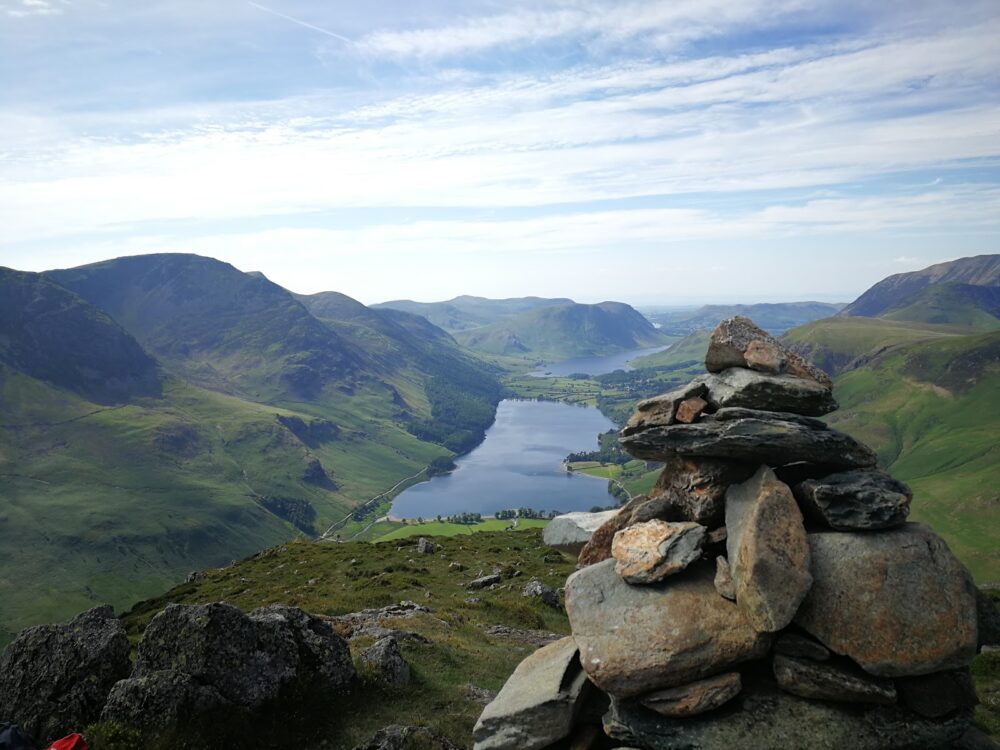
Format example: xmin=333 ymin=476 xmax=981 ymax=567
xmin=530 ymin=344 xmax=672 ymax=377
xmin=390 ymin=399 xmax=616 ymax=519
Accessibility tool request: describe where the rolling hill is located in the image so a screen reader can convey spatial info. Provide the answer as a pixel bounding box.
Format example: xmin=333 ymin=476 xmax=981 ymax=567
xmin=643 ymin=301 xmax=844 ymax=336
xmin=372 ymin=295 xmax=573 ymax=332
xmin=453 ymin=301 xmax=670 ymax=359
xmin=0 ymin=256 xmax=504 ymax=644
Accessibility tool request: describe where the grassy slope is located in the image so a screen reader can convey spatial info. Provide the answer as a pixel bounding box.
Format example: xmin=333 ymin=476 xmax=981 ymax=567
xmin=879 ymin=283 xmax=1000 ymax=330
xmin=375 ymin=518 xmax=549 ymax=541
xmin=630 ymin=329 xmax=709 ymax=372
xmin=96 ymin=529 xmax=577 ymax=749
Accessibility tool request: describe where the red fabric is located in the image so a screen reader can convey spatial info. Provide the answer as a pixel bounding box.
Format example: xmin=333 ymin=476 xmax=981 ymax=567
xmin=46 ymin=735 xmax=89 ymax=750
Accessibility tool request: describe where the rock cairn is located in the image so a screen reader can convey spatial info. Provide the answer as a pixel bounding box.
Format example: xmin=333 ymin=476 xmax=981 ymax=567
xmin=473 ymin=316 xmax=985 ymax=750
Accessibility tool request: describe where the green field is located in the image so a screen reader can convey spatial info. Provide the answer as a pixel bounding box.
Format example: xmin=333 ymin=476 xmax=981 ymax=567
xmin=374 ymin=518 xmax=549 ymax=541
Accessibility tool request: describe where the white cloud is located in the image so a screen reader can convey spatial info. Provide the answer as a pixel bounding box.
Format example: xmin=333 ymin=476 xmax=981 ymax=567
xmin=4 ymin=0 xmax=62 ymax=17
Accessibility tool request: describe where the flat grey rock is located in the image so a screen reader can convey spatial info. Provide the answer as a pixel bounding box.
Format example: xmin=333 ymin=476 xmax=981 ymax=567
xmin=705 ymin=367 xmax=837 ymax=416
xmin=639 ymin=672 xmax=741 ymax=718
xmin=773 ymin=654 xmax=897 ymax=704
xmin=793 ymin=469 xmax=911 ymax=530
xmin=543 ymin=511 xmax=619 ymax=551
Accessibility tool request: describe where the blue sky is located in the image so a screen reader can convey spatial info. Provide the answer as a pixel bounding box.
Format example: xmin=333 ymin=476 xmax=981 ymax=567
xmin=1 ymin=0 xmax=998 ymax=304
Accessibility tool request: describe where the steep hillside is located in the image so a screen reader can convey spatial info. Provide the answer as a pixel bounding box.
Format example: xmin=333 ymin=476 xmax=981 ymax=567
xmin=839 ymin=254 xmax=1000 ymax=318
xmin=373 ymin=295 xmax=573 ymax=332
xmin=629 ymin=329 xmax=710 ymax=372
xmin=454 ymin=301 xmax=669 ymax=359
xmin=879 ymin=282 xmax=1000 ymax=330
xmin=644 ymin=301 xmax=843 ymax=336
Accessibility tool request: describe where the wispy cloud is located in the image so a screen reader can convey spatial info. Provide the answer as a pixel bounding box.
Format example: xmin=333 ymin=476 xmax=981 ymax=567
xmin=4 ymin=0 xmax=63 ymax=18
xmin=246 ymin=1 xmax=353 ymax=44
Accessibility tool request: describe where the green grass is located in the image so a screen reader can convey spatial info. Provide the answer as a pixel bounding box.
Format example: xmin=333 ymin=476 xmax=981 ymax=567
xmin=89 ymin=529 xmax=577 ymax=749
xmin=630 ymin=329 xmax=709 ymax=371
xmin=504 ymin=374 xmax=602 ymax=405
xmin=374 ymin=518 xmax=549 ymax=541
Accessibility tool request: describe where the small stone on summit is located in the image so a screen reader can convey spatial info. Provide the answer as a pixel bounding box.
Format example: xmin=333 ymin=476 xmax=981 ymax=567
xmin=612 ymin=520 xmax=706 ymax=584
xmin=706 ymin=316 xmax=832 ymax=388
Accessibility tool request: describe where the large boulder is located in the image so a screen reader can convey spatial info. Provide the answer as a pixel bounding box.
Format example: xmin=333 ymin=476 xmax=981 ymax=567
xmin=611 ymin=520 xmax=706 ymax=584
xmin=620 ymin=411 xmax=877 ymax=469
xmin=565 ymin=560 xmax=772 ymax=697
xmin=604 ymin=679 xmax=971 ymax=750
xmin=101 ymin=670 xmax=226 ymax=729
xmin=725 ymin=466 xmax=812 ymax=632
xmin=793 ymin=469 xmax=911 ymax=531
xmin=472 ymin=636 xmax=590 ymax=750
xmin=704 ymin=368 xmax=837 ymax=416
xmin=705 ymin=316 xmax=832 ymax=388
xmin=794 ymin=525 xmax=979 ymax=677
xmin=0 ymin=605 xmax=130 ymax=745
xmin=543 ymin=511 xmax=618 ymax=552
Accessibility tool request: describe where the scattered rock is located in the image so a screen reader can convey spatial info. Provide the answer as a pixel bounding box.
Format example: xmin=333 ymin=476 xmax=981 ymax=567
xmin=348 ymin=625 xmax=429 ymax=644
xmin=472 ymin=637 xmax=590 ymax=750
xmin=353 ymin=724 xmax=463 ymax=750
xmin=895 ymin=668 xmax=979 ymax=718
xmin=639 ymin=672 xmax=741 ymax=717
xmin=725 ymin=466 xmax=812 ymax=632
xmin=773 ymin=654 xmax=897 ymax=704
xmin=543 ymin=511 xmax=619 ymax=552
xmin=674 ymin=396 xmax=708 ymax=424
xmin=465 ymin=684 xmax=499 ymax=705
xmin=705 ymin=316 xmax=832 ymax=388
xmin=620 ymin=412 xmax=877 ymax=469
xmin=794 ymin=524 xmax=979 ymax=677
xmin=361 ymin=637 xmax=410 ymax=686
xmin=185 ymin=571 xmax=202 ymax=583
xmin=522 ymin=579 xmax=560 ymax=608
xmin=713 ymin=556 xmax=736 ymax=600
xmin=101 ymin=670 xmax=226 ymax=729
xmin=793 ymin=469 xmax=911 ymax=530
xmin=704 ymin=367 xmax=837 ymax=416
xmin=604 ymin=679 xmax=971 ymax=750
xmin=0 ymin=605 xmax=131 ymax=745
xmin=416 ymin=537 xmax=436 ymax=554
xmin=611 ymin=520 xmax=706 ymax=584
xmin=325 ymin=601 xmax=431 ymax=635
xmin=484 ymin=625 xmax=563 ymax=646
xmin=468 ymin=574 xmax=502 ymax=590
xmin=449 ymin=561 xmax=465 ymax=572
xmin=565 ymin=560 xmax=771 ymax=697
xmin=773 ymin=632 xmax=830 ymax=661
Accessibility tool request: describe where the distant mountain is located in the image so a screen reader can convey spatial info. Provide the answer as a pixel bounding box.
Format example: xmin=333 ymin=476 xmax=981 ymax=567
xmin=0 ymin=268 xmax=160 ymax=403
xmin=839 ymin=254 xmax=1000 ymax=318
xmin=373 ymin=295 xmax=574 ymax=332
xmin=453 ymin=301 xmax=670 ymax=359
xmin=643 ymin=302 xmax=844 ymax=336
xmin=879 ymin=282 xmax=1000 ymax=330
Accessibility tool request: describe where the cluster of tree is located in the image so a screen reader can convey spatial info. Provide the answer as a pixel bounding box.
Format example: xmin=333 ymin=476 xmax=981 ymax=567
xmin=260 ymin=496 xmax=317 ymax=535
xmin=427 ymin=455 xmax=457 ymax=476
xmin=407 ymin=364 xmax=505 ymax=454
xmin=495 ymin=507 xmax=557 ymax=520
xmin=440 ymin=512 xmax=483 ymax=525
xmin=566 ymin=429 xmax=630 ymax=464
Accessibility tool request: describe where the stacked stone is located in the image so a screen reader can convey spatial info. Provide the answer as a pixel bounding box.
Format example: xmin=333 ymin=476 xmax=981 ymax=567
xmin=473 ymin=317 xmax=986 ymax=750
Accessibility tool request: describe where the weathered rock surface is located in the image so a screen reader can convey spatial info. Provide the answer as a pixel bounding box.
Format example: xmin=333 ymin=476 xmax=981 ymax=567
xmin=622 ymin=381 xmax=710 ymax=436
xmin=416 ymin=537 xmax=436 ymax=554
xmin=522 ymin=579 xmax=560 ymax=608
xmin=773 ymin=632 xmax=830 ymax=662
xmin=472 ymin=636 xmax=589 ymax=750
xmin=135 ymin=602 xmax=354 ymax=709
xmin=611 ymin=520 xmax=706 ymax=584
xmin=468 ymin=574 xmax=502 ymax=590
xmin=353 ymin=724 xmax=463 ymax=750
xmin=645 ymin=457 xmax=756 ymax=527
xmin=620 ymin=413 xmax=877 ymax=469
xmin=896 ymin=668 xmax=979 ymax=718
xmin=713 ymin=556 xmax=736 ymax=600
xmin=101 ymin=670 xmax=226 ymax=729
xmin=793 ymin=469 xmax=911 ymax=530
xmin=705 ymin=367 xmax=837 ymax=416
xmin=705 ymin=316 xmax=832 ymax=388
xmin=795 ymin=525 xmax=979 ymax=677
xmin=0 ymin=605 xmax=130 ymax=745
xmin=543 ymin=511 xmax=619 ymax=552
xmin=639 ymin=672 xmax=741 ymax=717
xmin=674 ymin=396 xmax=708 ymax=423
xmin=726 ymin=466 xmax=812 ymax=632
xmin=565 ymin=560 xmax=772 ymax=697
xmin=361 ymin=637 xmax=410 ymax=685
xmin=604 ymin=680 xmax=972 ymax=750
xmin=773 ymin=654 xmax=896 ymax=704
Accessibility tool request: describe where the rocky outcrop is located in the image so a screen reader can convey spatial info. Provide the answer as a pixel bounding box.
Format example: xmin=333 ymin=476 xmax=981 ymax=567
xmin=0 ymin=605 xmax=130 ymax=745
xmin=102 ymin=670 xmax=226 ymax=729
xmin=543 ymin=510 xmax=618 ymax=552
xmin=474 ymin=316 xmax=982 ymax=750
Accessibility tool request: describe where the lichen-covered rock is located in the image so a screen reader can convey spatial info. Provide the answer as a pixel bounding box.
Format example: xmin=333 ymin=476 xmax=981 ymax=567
xmin=604 ymin=679 xmax=972 ymax=750
xmin=361 ymin=637 xmax=410 ymax=686
xmin=620 ymin=412 xmax=877 ymax=469
xmin=793 ymin=469 xmax=911 ymax=531
xmin=101 ymin=670 xmax=227 ymax=729
xmin=543 ymin=511 xmax=618 ymax=552
xmin=773 ymin=654 xmax=897 ymax=704
xmin=566 ymin=560 xmax=772 ymax=697
xmin=705 ymin=316 xmax=832 ymax=388
xmin=726 ymin=466 xmax=812 ymax=633
xmin=795 ymin=525 xmax=979 ymax=677
xmin=416 ymin=537 xmax=436 ymax=554
xmin=611 ymin=520 xmax=706 ymax=584
xmin=704 ymin=368 xmax=837 ymax=416
xmin=0 ymin=605 xmax=130 ymax=745
xmin=639 ymin=672 xmax=741 ymax=718
xmin=622 ymin=381 xmax=711 ymax=436
xmin=645 ymin=457 xmax=756 ymax=528
xmin=353 ymin=725 xmax=463 ymax=750
xmin=472 ymin=637 xmax=589 ymax=750
xmin=522 ymin=579 xmax=560 ymax=608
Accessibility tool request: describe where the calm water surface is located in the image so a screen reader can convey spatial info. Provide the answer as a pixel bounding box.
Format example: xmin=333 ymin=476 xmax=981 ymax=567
xmin=390 ymin=399 xmax=616 ymax=519
xmin=530 ymin=344 xmax=672 ymax=377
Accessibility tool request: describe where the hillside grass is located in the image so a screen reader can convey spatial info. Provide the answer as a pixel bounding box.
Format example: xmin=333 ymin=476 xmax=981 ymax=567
xmin=374 ymin=519 xmax=549 ymax=541
xmin=95 ymin=529 xmax=577 ymax=749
